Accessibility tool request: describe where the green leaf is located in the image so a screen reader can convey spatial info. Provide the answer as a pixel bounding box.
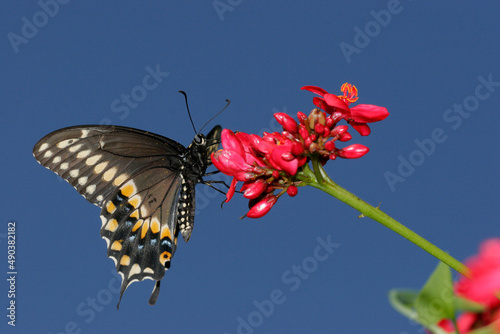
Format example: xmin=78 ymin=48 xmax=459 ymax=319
xmin=414 ymin=262 xmax=456 ymax=326
xmin=389 ymin=289 xmax=450 ymax=334
xmin=389 ymin=289 xmax=419 ymax=319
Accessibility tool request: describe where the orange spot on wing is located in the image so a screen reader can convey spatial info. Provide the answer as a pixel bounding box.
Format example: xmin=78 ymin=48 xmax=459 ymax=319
xmin=130 ymin=209 xmax=139 ymax=219
xmin=132 ymin=220 xmax=143 ymax=232
xmin=151 ymin=219 xmax=160 ymax=234
xmin=160 ymin=227 xmax=171 ymax=240
xmin=121 ymin=183 xmax=135 ymax=197
xmin=128 ymin=195 xmax=140 ymax=208
xmin=120 ymin=255 xmax=130 ymax=266
xmin=106 ymin=201 xmax=116 ymax=213
xmin=160 ymin=251 xmax=172 ymax=266
xmin=105 ymin=219 xmax=118 ymax=232
xmin=141 ymin=219 xmax=150 ymax=239
xmin=111 ymin=240 xmax=122 ymax=251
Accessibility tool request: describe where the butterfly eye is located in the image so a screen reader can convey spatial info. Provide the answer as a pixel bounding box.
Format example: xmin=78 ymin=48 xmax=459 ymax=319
xmin=194 ymin=134 xmax=205 ymax=145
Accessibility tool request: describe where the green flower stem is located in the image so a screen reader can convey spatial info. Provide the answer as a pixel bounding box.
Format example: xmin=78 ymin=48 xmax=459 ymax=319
xmin=296 ymin=161 xmax=469 ymax=277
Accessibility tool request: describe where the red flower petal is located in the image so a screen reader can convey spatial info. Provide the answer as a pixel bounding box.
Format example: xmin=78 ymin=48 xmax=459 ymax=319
xmin=349 ymin=122 xmax=371 ymax=136
xmin=324 ymin=93 xmax=350 ymax=113
xmin=221 ymin=129 xmax=245 ymax=156
xmin=455 ymin=238 xmax=500 ymax=308
xmin=211 ymin=150 xmax=249 ymax=175
xmin=313 ymin=97 xmax=335 ymax=114
xmin=349 ymin=104 xmax=389 ymax=123
xmin=301 ymin=85 xmax=328 ymax=96
xmin=226 ymin=177 xmax=238 ymax=202
xmin=271 ymin=145 xmax=300 ymax=175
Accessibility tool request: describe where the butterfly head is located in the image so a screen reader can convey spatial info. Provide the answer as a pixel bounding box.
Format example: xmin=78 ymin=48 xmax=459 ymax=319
xmin=188 ymin=125 xmax=222 ymax=168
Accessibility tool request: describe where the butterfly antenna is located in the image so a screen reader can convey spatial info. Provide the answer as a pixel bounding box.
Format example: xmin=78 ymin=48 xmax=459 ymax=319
xmin=198 ymin=99 xmax=231 ymax=134
xmin=179 ymin=90 xmax=198 ymax=134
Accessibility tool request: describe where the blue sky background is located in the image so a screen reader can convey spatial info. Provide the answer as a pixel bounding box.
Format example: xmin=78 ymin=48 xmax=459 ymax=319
xmin=1 ymin=1 xmax=499 ymax=333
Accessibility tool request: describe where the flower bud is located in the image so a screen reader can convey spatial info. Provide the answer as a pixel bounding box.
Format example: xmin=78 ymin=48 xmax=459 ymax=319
xmin=298 ymin=126 xmax=309 ymax=141
xmin=325 ymin=117 xmax=335 ymax=129
xmin=314 ymin=123 xmax=325 ymax=135
xmin=274 ymin=113 xmax=298 ymax=133
xmin=337 ymin=144 xmax=369 ymax=159
xmin=286 ymin=185 xmax=298 ymax=197
xmin=247 ymin=195 xmax=278 ymax=218
xmin=297 ymin=111 xmax=307 ymax=124
xmin=291 ymin=141 xmax=304 ymax=156
xmin=330 ymin=125 xmax=348 ymax=137
xmin=308 ymin=108 xmax=326 ymax=129
xmin=308 ymin=142 xmax=319 ymax=153
xmin=339 ymin=132 xmax=352 ymax=142
xmin=243 ymin=179 xmax=268 ymax=199
xmin=304 ymin=136 xmax=313 ymax=148
xmin=324 ymin=140 xmax=335 ymax=152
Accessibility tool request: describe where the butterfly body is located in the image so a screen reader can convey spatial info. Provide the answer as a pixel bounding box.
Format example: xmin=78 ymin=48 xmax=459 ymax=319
xmin=33 ymin=124 xmax=221 ymax=307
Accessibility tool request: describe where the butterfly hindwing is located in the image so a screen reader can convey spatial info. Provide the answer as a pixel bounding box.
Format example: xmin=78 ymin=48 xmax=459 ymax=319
xmin=33 ymin=124 xmax=221 ymax=307
xmin=100 ymin=167 xmax=182 ymax=307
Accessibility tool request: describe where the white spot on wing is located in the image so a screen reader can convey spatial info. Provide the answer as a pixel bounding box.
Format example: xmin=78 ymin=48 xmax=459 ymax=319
xmin=69 ymin=144 xmax=82 ymax=152
xmin=128 ymin=264 xmax=141 ymax=279
xmin=100 ymin=215 xmax=107 ymax=228
xmin=96 ymin=195 xmax=104 ymax=202
xmin=143 ymin=267 xmax=154 ymax=274
xmin=102 ymin=236 xmax=110 ymax=248
xmin=77 ymin=150 xmax=91 ymax=158
xmin=69 ymin=169 xmax=79 ymax=178
xmin=38 ymin=143 xmax=49 ymax=152
xmin=60 ymin=162 xmax=69 ymax=170
xmin=52 ymin=156 xmax=61 ymax=163
xmin=81 ymin=129 xmax=90 ymax=138
xmin=103 ymin=167 xmax=117 ymax=181
xmin=78 ymin=176 xmax=88 ymax=186
xmin=86 ymin=155 xmax=101 ymax=166
xmin=43 ymin=150 xmax=53 ymax=158
xmin=94 ymin=161 xmax=108 ymax=174
xmin=86 ymin=184 xmax=96 ymax=194
xmin=113 ymin=173 xmax=128 ymax=186
xmin=57 ymin=139 xmax=75 ymax=149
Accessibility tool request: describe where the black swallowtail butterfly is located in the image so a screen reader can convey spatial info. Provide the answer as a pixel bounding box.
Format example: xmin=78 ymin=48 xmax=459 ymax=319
xmin=33 ymin=124 xmax=221 ymax=308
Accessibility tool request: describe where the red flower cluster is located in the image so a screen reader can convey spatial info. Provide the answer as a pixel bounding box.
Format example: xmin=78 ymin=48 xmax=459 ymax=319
xmin=438 ymin=239 xmax=500 ymax=333
xmin=302 ymin=83 xmax=389 ymax=136
xmin=211 ymin=83 xmax=389 ymax=218
xmin=211 ymin=129 xmax=305 ymax=218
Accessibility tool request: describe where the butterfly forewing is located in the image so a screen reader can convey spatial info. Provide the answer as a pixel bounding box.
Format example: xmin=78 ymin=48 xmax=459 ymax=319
xmin=33 ymin=124 xmax=221 ymax=307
